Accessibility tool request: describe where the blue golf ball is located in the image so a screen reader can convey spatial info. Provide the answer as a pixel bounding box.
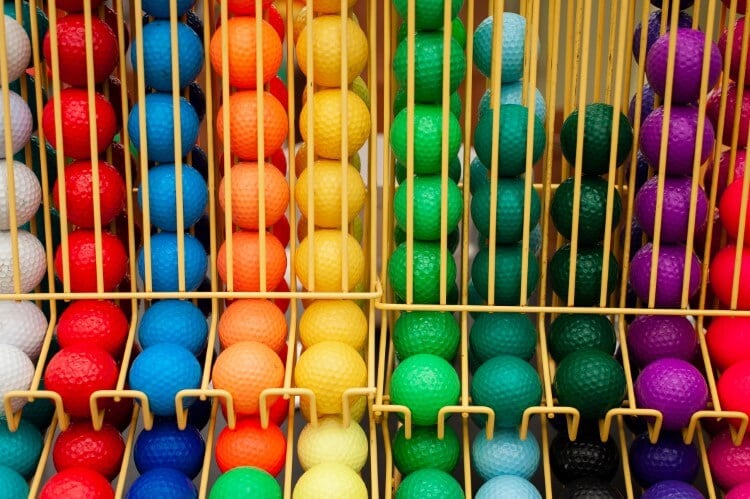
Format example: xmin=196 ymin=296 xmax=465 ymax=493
xmin=128 ymin=93 xmax=200 ymax=163
xmin=132 ymin=21 xmax=204 ymax=92
xmin=134 ymin=421 xmax=205 ymax=479
xmin=137 ymin=163 xmax=208 ymax=231
xmin=0 ymin=419 xmax=42 ymax=477
xmin=472 ymin=429 xmax=540 ymax=481
xmin=475 ymin=475 xmax=541 ymax=499
xmin=137 ymin=232 xmax=207 ymax=292
xmin=479 ymin=83 xmax=546 ymax=123
xmin=140 ymin=0 xmax=196 ymax=19
xmin=473 ymin=13 xmax=529 ymax=82
xmin=129 ymin=344 xmax=201 ymax=417
xmin=0 ymin=464 xmax=28 ymax=498
xmin=641 ymin=480 xmax=704 ymax=499
xmin=127 ymin=468 xmax=198 ymax=499
xmin=138 ymin=299 xmax=208 ymax=355
xmin=629 ymin=432 xmax=699 ymax=488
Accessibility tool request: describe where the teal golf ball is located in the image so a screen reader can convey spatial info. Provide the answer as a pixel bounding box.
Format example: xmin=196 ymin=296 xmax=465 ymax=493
xmin=0 ymin=464 xmax=28 ymax=498
xmin=138 ymin=299 xmax=208 ymax=356
xmin=472 ymin=429 xmax=540 ymax=481
xmin=476 ymin=475 xmax=541 ymax=499
xmin=479 ymin=83 xmax=546 ymax=123
xmin=474 ymin=13 xmax=529 ymax=82
xmin=0 ymin=419 xmax=42 ymax=477
xmin=141 ymin=0 xmax=196 ymax=19
xmin=474 ymin=104 xmax=545 ymax=177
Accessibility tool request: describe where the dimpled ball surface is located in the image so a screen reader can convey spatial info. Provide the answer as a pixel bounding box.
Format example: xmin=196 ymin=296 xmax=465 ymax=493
xmin=217 ymin=298 xmax=287 ymax=352
xmin=0 ymin=229 xmax=45 ymax=293
xmin=393 ymin=0 xmax=463 ymax=30
xmin=707 ymin=316 xmax=750 ymax=371
xmin=629 ymin=431 xmax=699 ymax=487
xmin=45 ymin=345 xmax=118 ymax=418
xmin=218 ymin=231 xmax=287 ymax=292
xmin=297 ymin=416 xmax=368 ymax=471
xmin=295 ymin=160 xmax=363 ymax=229
xmin=550 ymin=432 xmax=619 ymax=484
xmin=0 ymin=420 xmax=42 ymax=477
xmin=299 ymin=299 xmax=367 ymax=352
xmin=0 ymin=300 xmax=46 ymax=360
xmin=216 ymin=91 xmax=288 ymax=161
xmin=140 ymin=0 xmax=195 ymax=19
xmin=720 ymin=18 xmax=750 ymax=86
xmin=559 ymin=103 xmax=633 ymax=175
xmin=138 ymin=164 xmax=208 ymax=231
xmin=635 ymin=176 xmax=708 ymax=244
xmin=134 ymin=421 xmax=205 ymax=478
xmin=471 ymin=178 xmax=541 ymax=244
xmin=1 ymin=15 xmax=30 ymax=83
xmin=475 ymin=475 xmax=541 ymax=499
xmin=629 ymin=243 xmax=701 ymax=308
xmin=647 ymin=28 xmax=721 ymax=104
xmin=632 ymin=10 xmax=693 ymax=61
xmin=471 ymin=355 xmax=542 ymax=428
xmin=41 ymin=468 xmax=113 ymax=499
xmin=629 ymin=83 xmax=657 ymax=127
xmin=296 ymin=16 xmax=367 ymax=88
xmin=479 ymin=84 xmax=547 ymax=123
xmin=640 ymin=106 xmax=715 ymax=177
xmin=54 ymin=230 xmax=127 ymax=292
xmin=53 ymin=422 xmax=124 ymax=480
xmin=395 ymin=468 xmax=463 ymax=499
xmin=472 ymin=429 xmax=540 ymax=481
xmin=393 ymin=311 xmax=460 ymax=361
xmin=0 ymin=159 xmax=40 ymax=230
xmin=720 ymin=178 xmax=750 ymax=243
xmin=549 ymin=314 xmax=616 ymax=363
xmin=0 ymin=90 xmax=32 ymax=159
xmin=705 ymin=149 xmax=746 ymax=200
xmin=56 ymin=300 xmax=128 ymax=357
xmin=209 ymin=467 xmax=281 ymax=499
xmin=215 ymin=419 xmax=286 ymax=475
xmin=133 ymin=21 xmax=203 ymax=92
xmin=710 ymin=245 xmax=750 ymax=309
xmin=390 ymin=354 xmax=460 ymax=426
xmin=708 ymin=430 xmax=750 ymax=490
xmin=474 ymin=104 xmax=545 ymax=177
xmin=138 ymin=299 xmax=207 ymax=356
xmin=393 ymin=33 xmax=465 ymax=103
xmin=561 ymin=478 xmax=623 ymax=499
xmin=549 ymin=244 xmax=618 ymax=306
xmin=551 ymin=176 xmax=622 ymax=245
xmin=53 ymin=160 xmax=125 ymax=229
xmin=392 ymin=424 xmax=460 ymax=475
xmin=635 ymin=358 xmax=708 ymax=430
xmin=394 ymin=176 xmax=463 ymax=241
xmin=299 ymin=89 xmax=369 ymax=160
xmin=554 ymin=349 xmax=626 ymax=419
xmin=470 ymin=312 xmax=537 ymax=363
xmin=0 ymin=344 xmax=33 ymax=412
xmin=471 ymin=244 xmax=540 ymax=305
xmin=128 ymin=94 xmax=199 ymax=163
xmin=0 ymin=464 xmax=28 ymax=498
xmin=43 ymin=89 xmax=116 ymax=160
xmin=128 ymin=343 xmax=201 ymax=417
xmin=718 ymin=360 xmax=750 ymax=426
xmin=641 ymin=481 xmax=704 ymax=499
xmin=388 ymin=241 xmax=457 ymax=304
xmin=296 ymin=230 xmax=364 ymax=292
xmin=126 ymin=467 xmax=197 ymax=499
xmin=628 ymin=315 xmax=697 ymax=367
xmin=392 ymin=89 xmax=462 ymax=120
xmin=390 ymin=105 xmax=462 ymax=175
xmin=137 ymin=232 xmax=207 ymax=292
xmin=293 ymin=462 xmax=368 ymax=499
xmin=474 ymin=14 xmax=528 ymax=82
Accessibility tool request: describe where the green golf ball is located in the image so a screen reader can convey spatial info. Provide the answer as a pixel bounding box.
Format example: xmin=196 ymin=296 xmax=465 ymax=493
xmin=550 ymin=175 xmax=622 ymax=245
xmin=393 ymin=0 xmax=464 ymax=31
xmin=209 ymin=467 xmax=281 ymax=499
xmin=389 ymin=242 xmax=457 ymax=304
xmin=394 ymin=225 xmax=460 ymax=254
xmin=549 ymin=244 xmax=619 ymax=306
xmin=392 ymin=424 xmax=460 ymax=475
xmin=553 ymin=349 xmax=626 ymax=420
xmin=548 ymin=314 xmax=616 ymax=363
xmin=396 ymin=468 xmax=464 ymax=499
xmin=394 ymin=176 xmax=463 ymax=241
xmin=391 ymin=105 xmax=462 ymax=175
xmin=394 ymin=155 xmax=462 ymax=184
xmin=394 ymin=311 xmax=460 ymax=361
xmin=390 ymin=354 xmax=460 ymax=426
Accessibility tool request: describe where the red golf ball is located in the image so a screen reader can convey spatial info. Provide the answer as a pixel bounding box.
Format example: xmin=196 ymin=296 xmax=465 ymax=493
xmin=270 ymin=215 xmax=290 ymax=248
xmin=56 ymin=300 xmax=129 ymax=357
xmin=704 ymin=149 xmax=745 ymax=200
xmin=707 ymin=316 xmax=750 ymax=372
xmin=718 ymin=360 xmax=750 ymax=426
xmin=42 ymin=88 xmax=118 ymax=160
xmin=707 ymin=81 xmax=750 ymax=149
xmin=54 ymin=230 xmax=128 ymax=293
xmin=720 ymin=18 xmax=750 ymax=86
xmin=43 ymin=15 xmax=118 ymax=87
xmin=53 ymin=0 xmax=105 ymax=12
xmin=44 ymin=345 xmax=119 ymax=419
xmin=709 ymin=245 xmax=750 ymax=310
xmin=40 ymin=468 xmax=113 ymax=499
xmin=53 ymin=422 xmax=125 ymax=480
xmin=720 ymin=178 xmax=750 ymax=242
xmin=708 ymin=429 xmax=750 ymax=490
xmin=268 ymin=75 xmax=288 ymax=112
xmin=53 ymin=160 xmax=126 ymax=229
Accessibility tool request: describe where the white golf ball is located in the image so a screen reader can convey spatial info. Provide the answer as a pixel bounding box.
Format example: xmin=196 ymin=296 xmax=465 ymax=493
xmin=0 ymin=301 xmax=46 ymax=360
xmin=0 ymin=91 xmax=32 ymax=159
xmin=0 ymin=343 xmax=34 ymax=414
xmin=0 ymin=229 xmax=46 ymax=293
xmin=0 ymin=160 xmax=40 ymax=229
xmin=2 ymin=15 xmax=31 ymax=83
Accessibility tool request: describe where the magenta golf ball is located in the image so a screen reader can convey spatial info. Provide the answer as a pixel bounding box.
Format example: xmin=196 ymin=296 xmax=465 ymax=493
xmin=707 ymin=429 xmax=750 ymax=490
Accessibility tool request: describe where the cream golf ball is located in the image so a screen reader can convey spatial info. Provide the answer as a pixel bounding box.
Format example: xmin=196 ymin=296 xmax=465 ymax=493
xmin=0 ymin=160 xmax=40 ymax=229
xmin=0 ymin=300 xmax=46 ymax=360
xmin=0 ymin=229 xmax=46 ymax=293
xmin=0 ymin=91 xmax=32 ymax=159
xmin=0 ymin=343 xmax=34 ymax=414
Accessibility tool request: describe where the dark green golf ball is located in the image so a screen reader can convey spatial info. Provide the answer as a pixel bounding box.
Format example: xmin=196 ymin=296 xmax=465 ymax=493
xmin=553 ymin=349 xmax=626 ymax=420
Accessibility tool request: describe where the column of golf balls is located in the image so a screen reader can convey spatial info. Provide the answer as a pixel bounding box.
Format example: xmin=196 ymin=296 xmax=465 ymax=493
xmin=288 ymin=4 xmax=372 ymax=496
xmin=626 ymin=24 xmax=719 ymax=456
xmin=122 ymin=2 xmax=208 ymax=496
xmin=205 ymin=2 xmax=289 ymax=491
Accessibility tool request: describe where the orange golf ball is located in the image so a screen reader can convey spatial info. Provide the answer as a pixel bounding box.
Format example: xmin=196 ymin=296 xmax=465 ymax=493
xmin=216 ymin=91 xmax=288 ymax=161
xmin=218 ymin=162 xmax=290 ymax=230
xmin=218 ymin=299 xmax=288 ymax=353
xmin=210 ymin=18 xmax=282 ymax=89
xmin=217 ymin=231 xmax=287 ymax=292
xmin=215 ymin=418 xmax=286 ymax=475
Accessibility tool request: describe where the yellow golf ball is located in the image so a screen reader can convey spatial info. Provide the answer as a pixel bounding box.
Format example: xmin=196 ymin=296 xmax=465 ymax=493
xmin=295 ymin=160 xmax=366 ymax=228
xmin=295 ymin=230 xmax=365 ymax=292
xmin=297 ymin=416 xmax=368 ymax=471
xmin=299 ymin=299 xmax=368 ymax=352
xmin=299 ymin=89 xmax=371 ymax=160
xmin=292 ymin=462 xmax=367 ymax=499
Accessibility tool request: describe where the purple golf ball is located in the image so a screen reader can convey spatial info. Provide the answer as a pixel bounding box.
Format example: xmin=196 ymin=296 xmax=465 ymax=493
xmin=629 ymin=431 xmax=699 ymax=488
xmin=634 ymin=176 xmax=709 ymax=244
xmin=629 ymin=243 xmax=701 ymax=308
xmin=634 ymin=358 xmax=708 ymax=431
xmin=627 ymin=315 xmax=697 ymax=367
xmin=639 ymin=106 xmax=715 ymax=177
xmin=646 ymin=28 xmax=722 ymax=104
xmin=633 ymin=11 xmax=693 ymax=62
xmin=629 ymin=83 xmax=657 ymax=127
xmin=642 ymin=480 xmax=705 ymax=499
